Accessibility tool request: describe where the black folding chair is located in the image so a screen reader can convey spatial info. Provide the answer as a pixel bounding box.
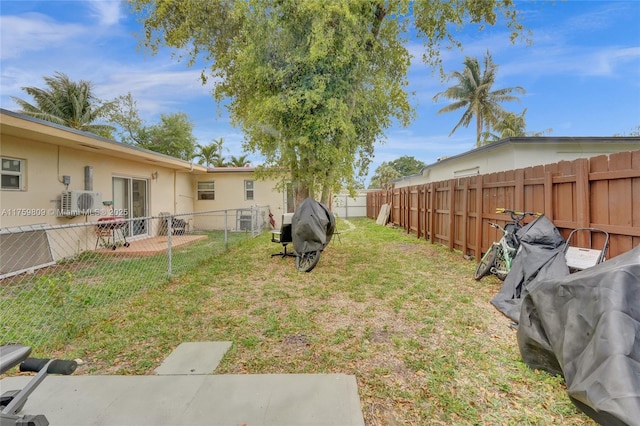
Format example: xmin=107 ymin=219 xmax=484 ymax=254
xmin=271 ymin=213 xmax=295 ymax=258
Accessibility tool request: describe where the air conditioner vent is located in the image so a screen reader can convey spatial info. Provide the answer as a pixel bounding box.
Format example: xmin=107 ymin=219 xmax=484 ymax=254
xmin=59 ymin=190 xmax=101 ymax=216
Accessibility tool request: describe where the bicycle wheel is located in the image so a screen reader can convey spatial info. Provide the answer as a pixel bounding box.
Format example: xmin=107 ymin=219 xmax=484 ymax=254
xmin=493 ymin=245 xmax=509 ymax=281
xmin=474 ymin=245 xmax=497 ymax=280
xmin=296 ymin=251 xmax=321 ymax=272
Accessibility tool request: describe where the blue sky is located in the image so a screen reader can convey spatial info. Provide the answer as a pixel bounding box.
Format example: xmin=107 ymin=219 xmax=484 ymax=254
xmin=1 ymin=1 xmax=639 ymax=184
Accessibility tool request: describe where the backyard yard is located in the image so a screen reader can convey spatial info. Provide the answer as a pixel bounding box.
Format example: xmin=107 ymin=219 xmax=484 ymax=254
xmin=10 ymin=218 xmax=595 ymax=425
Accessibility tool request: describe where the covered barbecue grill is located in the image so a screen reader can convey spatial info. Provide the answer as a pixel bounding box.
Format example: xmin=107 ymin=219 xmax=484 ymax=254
xmin=517 ymin=245 xmax=640 ymax=425
xmin=291 ymin=198 xmax=335 ymax=272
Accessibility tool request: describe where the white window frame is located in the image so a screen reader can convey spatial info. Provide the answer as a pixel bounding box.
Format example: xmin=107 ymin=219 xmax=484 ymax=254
xmin=244 ymin=179 xmax=254 ymax=201
xmin=198 ymin=181 xmax=215 ymax=200
xmin=1 ymin=157 xmax=25 ymax=190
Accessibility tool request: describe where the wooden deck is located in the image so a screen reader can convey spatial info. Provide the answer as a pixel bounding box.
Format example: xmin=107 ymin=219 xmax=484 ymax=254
xmin=95 ymin=235 xmax=208 ymax=256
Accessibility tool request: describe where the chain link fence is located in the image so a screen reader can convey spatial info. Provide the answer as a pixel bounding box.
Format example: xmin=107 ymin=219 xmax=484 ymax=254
xmin=0 ymin=206 xmax=272 ymax=351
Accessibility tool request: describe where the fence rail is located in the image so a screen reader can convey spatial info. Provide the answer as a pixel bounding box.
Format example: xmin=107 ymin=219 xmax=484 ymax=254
xmin=368 ymin=150 xmax=640 ymax=260
xmin=0 ymin=206 xmax=271 ymax=349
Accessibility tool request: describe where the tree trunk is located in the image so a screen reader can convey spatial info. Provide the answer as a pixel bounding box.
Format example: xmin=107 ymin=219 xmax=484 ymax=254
xmin=320 ymin=185 xmax=331 ymax=206
xmin=476 ymin=111 xmax=483 ymax=147
xmin=293 ymin=183 xmax=310 ymax=209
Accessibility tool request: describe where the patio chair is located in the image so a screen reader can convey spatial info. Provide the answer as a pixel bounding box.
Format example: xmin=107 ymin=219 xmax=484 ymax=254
xmin=158 ymin=213 xmax=187 ymax=236
xmin=271 ymin=213 xmax=295 ymax=258
xmin=171 ymin=218 xmax=187 ymax=235
xmin=563 ymin=227 xmax=609 ymax=272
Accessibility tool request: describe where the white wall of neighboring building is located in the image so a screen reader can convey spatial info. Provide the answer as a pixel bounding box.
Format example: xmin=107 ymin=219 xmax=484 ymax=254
xmin=392 ymin=137 xmax=640 ymax=188
xmin=191 ymin=168 xmax=285 ymax=230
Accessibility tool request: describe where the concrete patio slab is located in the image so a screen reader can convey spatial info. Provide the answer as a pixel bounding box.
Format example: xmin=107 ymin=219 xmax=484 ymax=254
xmin=0 ymin=374 xmax=365 ymax=426
xmin=1 ymin=342 xmax=365 ymax=425
xmin=154 ymin=341 xmax=232 ymax=375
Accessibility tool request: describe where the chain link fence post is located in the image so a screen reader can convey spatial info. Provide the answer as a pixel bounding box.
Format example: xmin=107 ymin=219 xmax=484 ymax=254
xmin=224 ymin=210 xmax=228 ymax=250
xmin=167 ymin=214 xmax=173 ymax=278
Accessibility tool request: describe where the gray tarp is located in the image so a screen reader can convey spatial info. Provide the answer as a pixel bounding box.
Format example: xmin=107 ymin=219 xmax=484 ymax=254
xmin=517 ymin=244 xmax=640 ymax=426
xmin=490 ymin=215 xmax=569 ymax=322
xmin=291 ymin=198 xmax=335 ymax=255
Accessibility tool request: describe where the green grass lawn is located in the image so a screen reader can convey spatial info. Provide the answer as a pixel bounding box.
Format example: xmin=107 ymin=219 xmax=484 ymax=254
xmin=13 ymin=218 xmax=595 ymax=425
xmin=0 ymin=230 xmax=247 ymax=350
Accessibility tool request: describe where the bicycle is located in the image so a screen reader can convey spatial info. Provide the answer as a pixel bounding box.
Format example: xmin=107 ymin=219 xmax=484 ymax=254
xmin=1 ymin=344 xmax=77 ymax=426
xmin=474 ymin=208 xmax=541 ymax=281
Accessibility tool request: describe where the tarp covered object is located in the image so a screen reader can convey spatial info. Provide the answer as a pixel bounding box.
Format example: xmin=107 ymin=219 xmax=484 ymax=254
xmin=517 ymin=244 xmax=640 ymax=426
xmin=291 ymin=198 xmax=335 ymax=255
xmin=491 ymin=215 xmax=569 ymax=322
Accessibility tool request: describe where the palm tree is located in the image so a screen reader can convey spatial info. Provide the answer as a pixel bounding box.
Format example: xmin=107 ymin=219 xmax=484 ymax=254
xmin=483 ymin=108 xmax=553 ymax=142
xmin=11 ymin=72 xmax=114 ymax=137
xmin=433 ymin=51 xmax=525 ymax=147
xmin=206 ymin=137 xmax=229 ymax=167
xmin=494 ymin=110 xmax=527 ymax=139
xmin=229 ymin=155 xmax=250 ymax=167
xmin=195 ymin=144 xmax=219 ymax=167
xmin=482 ymin=109 xmax=528 ymax=142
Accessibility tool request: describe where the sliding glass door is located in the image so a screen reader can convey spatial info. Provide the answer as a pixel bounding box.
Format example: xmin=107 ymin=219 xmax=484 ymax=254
xmin=113 ymin=177 xmax=149 ymax=237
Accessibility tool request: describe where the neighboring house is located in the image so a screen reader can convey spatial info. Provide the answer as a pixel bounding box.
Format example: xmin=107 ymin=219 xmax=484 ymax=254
xmin=0 ymin=108 xmax=285 ymax=232
xmin=391 ymin=137 xmax=640 ymax=188
xmin=193 ymin=166 xmax=288 ymax=229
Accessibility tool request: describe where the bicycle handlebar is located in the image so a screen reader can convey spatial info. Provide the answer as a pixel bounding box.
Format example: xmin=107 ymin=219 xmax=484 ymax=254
xmin=495 ymin=208 xmax=541 ymax=216
xmin=20 ymin=358 xmax=77 ymax=375
xmin=495 ymin=208 xmax=542 ymax=220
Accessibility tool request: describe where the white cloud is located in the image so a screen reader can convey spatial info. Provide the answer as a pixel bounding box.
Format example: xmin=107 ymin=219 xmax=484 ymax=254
xmin=0 ymin=13 xmax=85 ymax=59
xmin=85 ymin=0 xmax=122 ymax=27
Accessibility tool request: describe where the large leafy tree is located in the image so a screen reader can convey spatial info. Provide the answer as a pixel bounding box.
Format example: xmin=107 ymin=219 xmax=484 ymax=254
xmin=129 ymin=0 xmax=525 ymax=206
xmin=433 ymin=51 xmax=525 ymax=147
xmin=104 ymin=92 xmax=146 ymax=144
xmin=368 ymin=155 xmax=425 ymax=189
xmin=138 ymin=112 xmax=197 ymax=161
xmin=104 ymin=94 xmax=199 ymax=161
xmin=369 ymin=163 xmax=401 ymax=190
xmin=387 ymin=156 xmax=426 ymax=176
xmin=11 ymin=71 xmax=114 ymax=138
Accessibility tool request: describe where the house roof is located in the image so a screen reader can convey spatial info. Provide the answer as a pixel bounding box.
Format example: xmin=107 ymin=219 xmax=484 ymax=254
xmin=391 ymin=136 xmax=640 ymax=184
xmin=0 ymin=108 xmax=208 ymax=172
xmin=206 ymin=166 xmax=257 ymax=173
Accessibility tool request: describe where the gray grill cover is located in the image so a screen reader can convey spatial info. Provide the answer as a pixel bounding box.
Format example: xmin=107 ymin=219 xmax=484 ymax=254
xmin=517 ymin=244 xmax=640 ymax=426
xmin=291 ymin=198 xmax=335 ymax=255
xmin=490 ymin=215 xmax=568 ymax=322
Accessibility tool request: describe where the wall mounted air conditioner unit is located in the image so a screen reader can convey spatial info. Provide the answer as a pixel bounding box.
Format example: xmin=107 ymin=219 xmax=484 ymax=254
xmin=59 ymin=190 xmax=101 ymax=216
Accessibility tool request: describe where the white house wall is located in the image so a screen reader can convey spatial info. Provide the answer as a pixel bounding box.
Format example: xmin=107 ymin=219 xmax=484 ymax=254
xmin=192 ymin=171 xmax=284 ymax=230
xmin=1 ymin=134 xmax=195 ymax=228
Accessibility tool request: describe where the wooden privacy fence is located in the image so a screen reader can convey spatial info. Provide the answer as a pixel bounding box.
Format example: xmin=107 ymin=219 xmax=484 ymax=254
xmin=367 ymin=150 xmax=640 ymax=260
